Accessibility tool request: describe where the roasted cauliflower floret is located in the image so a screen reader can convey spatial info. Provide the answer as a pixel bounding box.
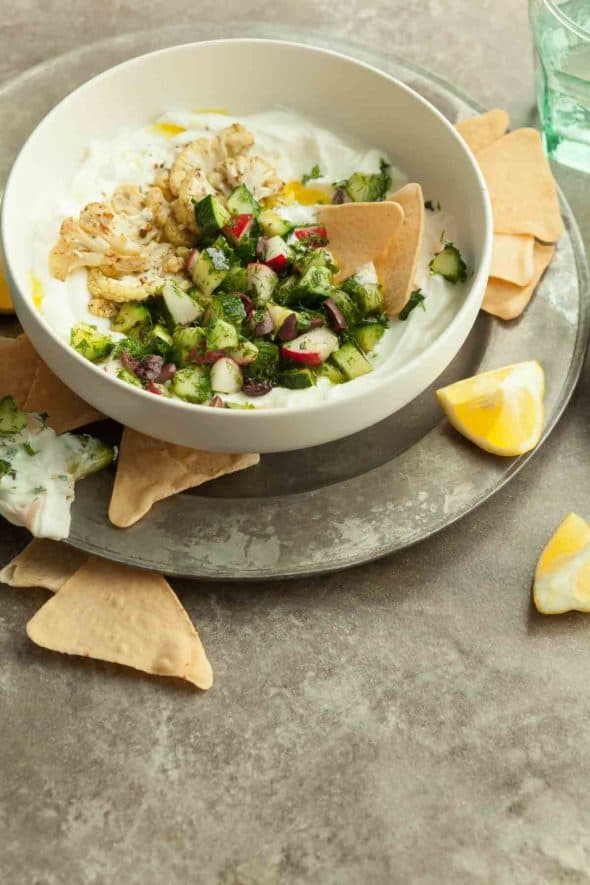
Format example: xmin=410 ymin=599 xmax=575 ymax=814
xmin=172 ymin=169 xmax=215 ymax=232
xmin=88 ymin=297 xmax=119 ymax=319
xmin=87 ymin=243 xmax=188 ymax=302
xmin=169 ymin=123 xmax=256 ymax=197
xmin=217 ymin=154 xmax=283 ymax=200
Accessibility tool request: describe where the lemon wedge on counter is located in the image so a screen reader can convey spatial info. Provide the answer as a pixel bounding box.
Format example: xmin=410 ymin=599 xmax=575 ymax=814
xmin=534 ymin=513 xmax=590 ymax=614
xmin=436 ymin=361 xmax=544 ymax=456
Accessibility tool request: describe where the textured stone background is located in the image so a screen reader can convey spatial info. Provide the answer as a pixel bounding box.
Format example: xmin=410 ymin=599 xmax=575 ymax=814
xmin=3 ymin=3 xmax=590 ymax=883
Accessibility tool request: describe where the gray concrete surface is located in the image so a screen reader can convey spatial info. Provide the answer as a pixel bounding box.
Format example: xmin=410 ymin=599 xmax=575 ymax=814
xmin=3 ymin=2 xmax=590 ymax=883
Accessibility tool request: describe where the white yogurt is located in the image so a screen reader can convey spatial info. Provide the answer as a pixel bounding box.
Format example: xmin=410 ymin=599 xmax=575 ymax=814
xmin=31 ymin=109 xmax=467 ymax=409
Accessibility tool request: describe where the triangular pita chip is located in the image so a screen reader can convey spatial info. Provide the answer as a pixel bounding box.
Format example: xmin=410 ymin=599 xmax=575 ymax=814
xmin=317 ymin=201 xmax=404 ymax=283
xmin=490 ymin=233 xmax=535 ymax=286
xmin=375 ymin=184 xmax=425 ymax=317
xmin=109 ymin=427 xmax=260 ymax=527
xmin=455 ymin=109 xmax=509 ymax=154
xmin=0 ymin=335 xmax=103 ymax=433
xmin=26 ymin=557 xmax=213 ymax=689
xmin=0 ymin=539 xmax=88 ymax=591
xmin=476 ymin=129 xmax=564 ymax=242
xmin=482 ymin=242 xmax=555 ymax=320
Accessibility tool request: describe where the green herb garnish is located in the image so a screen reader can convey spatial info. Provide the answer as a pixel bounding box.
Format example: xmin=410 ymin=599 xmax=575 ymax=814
xmin=302 ymin=164 xmax=322 ymax=185
xmin=32 ymin=486 xmax=46 ymax=495
xmin=399 ymin=289 xmax=426 ymax=321
xmin=0 ymin=459 xmax=15 ymax=479
xmin=22 ymin=442 xmax=38 ymax=456
xmin=424 ymin=200 xmax=441 ymax=212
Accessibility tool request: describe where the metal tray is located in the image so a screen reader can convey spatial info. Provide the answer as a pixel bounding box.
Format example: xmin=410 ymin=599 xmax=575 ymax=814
xmin=1 ymin=25 xmax=588 ymax=580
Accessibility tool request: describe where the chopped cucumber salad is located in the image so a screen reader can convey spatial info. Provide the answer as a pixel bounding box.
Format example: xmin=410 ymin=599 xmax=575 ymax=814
xmin=70 ymin=181 xmax=467 ymax=409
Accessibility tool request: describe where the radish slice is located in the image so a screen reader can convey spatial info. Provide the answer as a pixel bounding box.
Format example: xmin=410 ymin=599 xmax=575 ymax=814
xmin=280 ymin=327 xmax=339 ymax=366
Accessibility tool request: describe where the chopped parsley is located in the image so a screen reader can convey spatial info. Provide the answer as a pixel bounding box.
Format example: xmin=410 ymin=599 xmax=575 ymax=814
xmin=399 ymin=289 xmax=426 ymax=321
xmin=22 ymin=442 xmax=38 ymax=456
xmin=424 ymin=200 xmax=441 ymax=212
xmin=301 ymin=164 xmax=322 ymax=185
xmin=32 ymin=486 xmax=46 ymax=495
xmin=0 ymin=459 xmax=15 ymax=479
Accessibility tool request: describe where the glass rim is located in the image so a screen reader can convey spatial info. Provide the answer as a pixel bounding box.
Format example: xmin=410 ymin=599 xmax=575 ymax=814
xmin=542 ymin=0 xmax=590 ymax=40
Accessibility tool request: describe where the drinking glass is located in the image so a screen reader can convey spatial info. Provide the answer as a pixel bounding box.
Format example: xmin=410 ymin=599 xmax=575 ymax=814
xmin=529 ymin=0 xmax=590 ymax=172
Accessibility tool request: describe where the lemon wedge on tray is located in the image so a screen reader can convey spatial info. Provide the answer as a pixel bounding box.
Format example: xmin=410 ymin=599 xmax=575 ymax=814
xmin=436 ymin=361 xmax=545 ymax=456
xmin=534 ymin=513 xmax=590 ymax=614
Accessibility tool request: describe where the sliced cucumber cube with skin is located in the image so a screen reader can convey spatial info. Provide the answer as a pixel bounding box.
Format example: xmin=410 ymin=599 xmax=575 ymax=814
xmin=341 ymin=276 xmax=384 ymax=317
xmin=295 ymin=247 xmax=338 ymax=276
xmin=172 ymin=326 xmax=206 ymax=366
xmin=227 ymin=340 xmax=259 ymax=365
xmin=170 ymin=366 xmax=212 ymax=404
xmin=161 ymin=280 xmax=203 ymax=326
xmin=208 ymin=292 xmax=247 ymax=330
xmin=220 ymin=266 xmax=249 ymax=294
xmin=276 ymin=368 xmax=316 ymax=389
xmin=429 ymin=242 xmax=467 ymax=283
xmin=210 ymin=357 xmax=243 ymax=394
xmin=243 ymin=340 xmax=280 ymax=381
xmin=71 ymin=323 xmax=114 ymax=363
xmin=352 ymin=321 xmax=386 ymax=353
xmin=206 ymin=319 xmax=239 ymax=351
xmin=344 ymin=159 xmax=391 ymax=203
xmin=274 ymin=274 xmax=298 ymax=305
xmin=111 ymin=303 xmax=151 ymax=334
xmin=293 ymin=265 xmax=333 ymax=305
xmin=148 ymin=323 xmax=174 ymax=358
xmin=328 ymin=290 xmax=359 ymax=326
xmin=0 ymin=396 xmax=28 ymax=435
xmin=247 ymin=263 xmax=278 ymax=305
xmin=117 ymin=367 xmax=143 ymax=388
xmin=317 ymin=361 xmax=345 ymax=385
xmin=193 ymin=194 xmax=231 ymax=242
xmin=259 ymin=209 xmax=293 ymax=238
xmin=191 ymin=247 xmax=231 ymax=297
xmin=331 ymin=341 xmax=373 ymax=380
xmin=227 ymin=184 xmax=260 ymax=217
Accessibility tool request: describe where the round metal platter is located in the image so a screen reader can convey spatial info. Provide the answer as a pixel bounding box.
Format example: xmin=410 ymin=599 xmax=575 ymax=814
xmin=0 ymin=25 xmax=588 ymax=580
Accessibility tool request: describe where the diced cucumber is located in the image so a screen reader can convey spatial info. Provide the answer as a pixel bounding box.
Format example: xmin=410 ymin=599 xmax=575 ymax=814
xmin=227 ymin=184 xmax=260 ymax=217
xmin=341 ymin=276 xmax=384 ymax=317
xmin=111 ymin=303 xmax=151 ymax=334
xmin=243 ymin=340 xmax=280 ymax=381
xmin=220 ymin=266 xmax=249 ymax=293
xmin=331 ymin=341 xmax=373 ymax=380
xmin=161 ymin=279 xmax=203 ymax=327
xmin=64 ymin=435 xmax=117 ymax=480
xmin=0 ymin=396 xmax=28 ymax=435
xmin=208 ymin=292 xmax=247 ymax=328
xmin=172 ymin=326 xmax=206 ymax=366
xmin=117 ymin=368 xmax=143 ymax=388
xmin=148 ymin=323 xmax=174 ymax=358
xmin=248 ymin=263 xmax=278 ymax=305
xmin=276 ymin=368 xmax=316 ymax=389
xmin=170 ymin=366 xmax=212 ymax=404
xmin=194 ymin=194 xmax=231 ymax=241
xmin=317 ymin=362 xmax=345 ymax=384
xmin=71 ymin=323 xmax=114 ymax=363
xmin=352 ymin=321 xmax=386 ymax=353
xmin=329 ymin=289 xmax=360 ymax=326
xmin=429 ymin=242 xmax=467 ymax=283
xmin=227 ymin=340 xmax=259 ymax=365
xmin=344 ymin=160 xmax=391 ymax=203
xmin=293 ymin=265 xmax=333 ymax=305
xmin=259 ymin=209 xmax=293 ymax=237
xmin=274 ymin=274 xmax=298 ymax=305
xmin=295 ymin=247 xmax=338 ymax=275
xmin=191 ymin=247 xmax=231 ymax=297
xmin=206 ymin=319 xmax=239 ymax=351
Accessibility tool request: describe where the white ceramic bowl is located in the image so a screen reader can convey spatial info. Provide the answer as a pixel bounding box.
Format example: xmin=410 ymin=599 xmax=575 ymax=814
xmin=1 ymin=39 xmax=492 ymax=453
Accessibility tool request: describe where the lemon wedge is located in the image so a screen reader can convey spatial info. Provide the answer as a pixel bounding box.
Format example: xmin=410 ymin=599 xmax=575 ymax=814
xmin=534 ymin=513 xmax=590 ymax=614
xmin=436 ymin=361 xmax=545 ymax=456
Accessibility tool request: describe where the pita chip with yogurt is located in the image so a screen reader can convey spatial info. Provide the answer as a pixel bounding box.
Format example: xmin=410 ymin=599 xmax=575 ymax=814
xmin=317 ymin=200 xmax=404 ymax=283
xmin=109 ymin=427 xmax=260 ymax=528
xmin=0 ymin=335 xmax=102 ymax=433
xmin=26 ymin=556 xmax=213 ymax=690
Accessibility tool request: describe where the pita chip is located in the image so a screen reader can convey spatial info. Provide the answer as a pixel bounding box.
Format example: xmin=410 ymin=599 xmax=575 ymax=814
xmin=317 ymin=201 xmax=404 ymax=283
xmin=109 ymin=427 xmax=260 ymax=528
xmin=455 ymin=109 xmax=509 ymax=154
xmin=0 ymin=539 xmax=88 ymax=592
xmin=490 ymin=233 xmax=536 ymax=286
xmin=476 ymin=129 xmax=564 ymax=242
xmin=26 ymin=557 xmax=213 ymax=690
xmin=375 ymin=183 xmax=425 ymax=317
xmin=0 ymin=335 xmax=103 ymax=433
xmin=483 ymin=242 xmax=555 ymax=320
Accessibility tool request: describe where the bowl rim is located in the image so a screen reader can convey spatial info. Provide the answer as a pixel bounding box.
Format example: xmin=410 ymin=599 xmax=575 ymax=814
xmin=1 ymin=36 xmax=493 ymax=422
